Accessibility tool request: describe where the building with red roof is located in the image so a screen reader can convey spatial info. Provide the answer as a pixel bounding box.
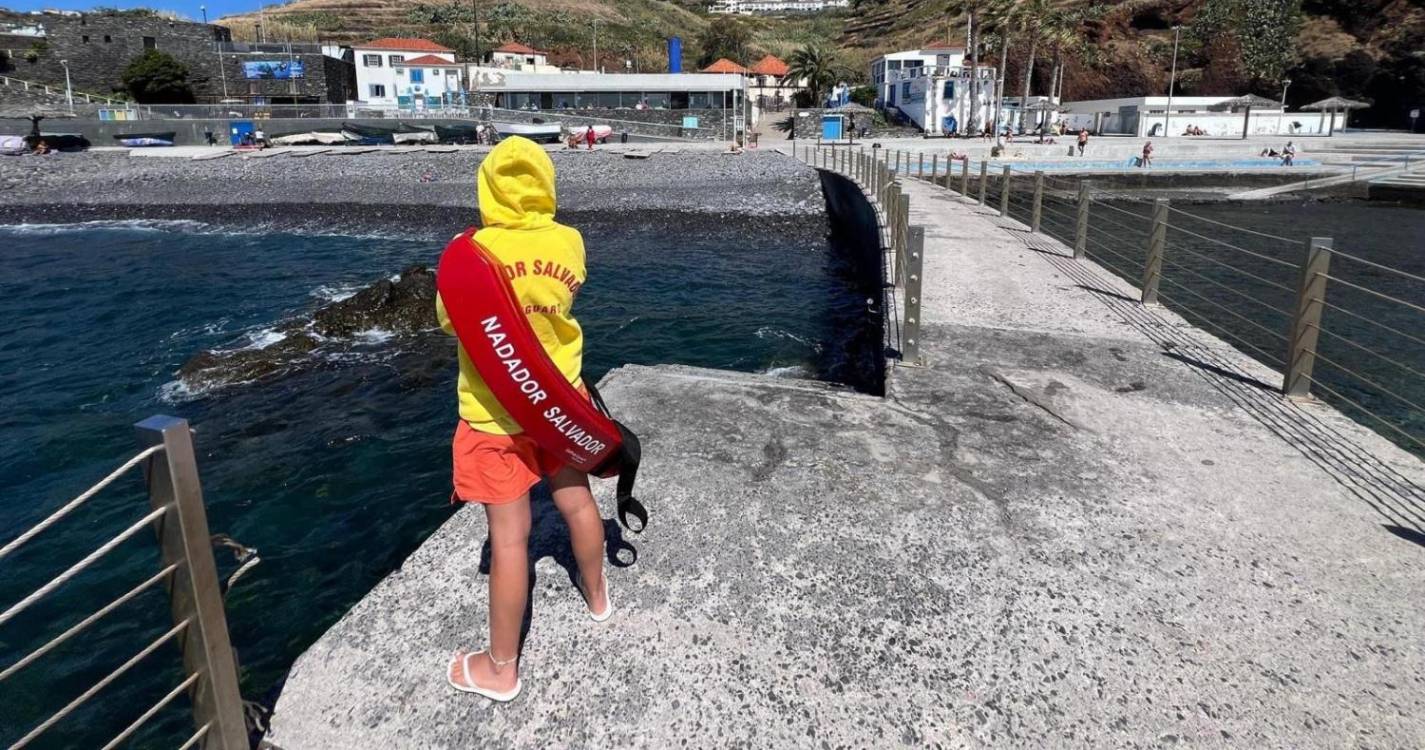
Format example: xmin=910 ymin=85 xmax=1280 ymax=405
xmin=701 ymin=58 xmax=751 ymax=75
xmin=352 ymin=37 xmax=459 ymax=106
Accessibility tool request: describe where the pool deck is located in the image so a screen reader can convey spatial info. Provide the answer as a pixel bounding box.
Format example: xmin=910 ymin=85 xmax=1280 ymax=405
xmin=264 ymin=161 xmax=1425 ymax=748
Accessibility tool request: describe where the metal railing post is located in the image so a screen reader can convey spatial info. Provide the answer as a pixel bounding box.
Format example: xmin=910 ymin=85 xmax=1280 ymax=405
xmin=931 ymin=153 xmax=938 ymax=183
xmin=135 ymin=416 xmax=247 ymax=750
xmin=999 ymin=166 xmax=1012 ymax=217
xmin=1074 ymin=181 xmax=1090 ymax=259
xmin=978 ymin=161 xmax=988 ymax=205
xmin=1141 ymin=199 xmax=1169 ymax=304
xmin=960 ymin=158 xmax=971 ymax=196
xmin=1030 ymin=171 xmax=1045 ymax=233
xmin=918 ymin=152 xmax=925 ymax=177
xmin=903 ymin=226 xmax=925 ymax=364
xmin=1283 ymin=237 xmax=1333 ymax=398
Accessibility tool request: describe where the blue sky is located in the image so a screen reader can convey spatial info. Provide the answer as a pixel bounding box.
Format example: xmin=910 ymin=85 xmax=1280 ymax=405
xmin=4 ymin=0 xmax=274 ymax=22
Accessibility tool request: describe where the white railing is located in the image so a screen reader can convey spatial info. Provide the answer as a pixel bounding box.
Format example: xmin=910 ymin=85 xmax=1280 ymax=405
xmin=0 ymin=74 xmax=127 ymax=105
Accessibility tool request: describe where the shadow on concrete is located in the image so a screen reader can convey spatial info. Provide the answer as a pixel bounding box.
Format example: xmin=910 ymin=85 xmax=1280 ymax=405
xmin=1075 ymin=284 xmax=1138 ymax=304
xmin=962 ymin=192 xmax=1425 ymax=537
xmin=1383 ymin=524 xmax=1425 ymax=549
xmin=477 ymin=487 xmax=642 ymax=650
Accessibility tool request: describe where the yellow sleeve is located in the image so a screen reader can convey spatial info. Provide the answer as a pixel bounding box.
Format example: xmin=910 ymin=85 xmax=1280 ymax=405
xmin=435 ymin=291 xmax=455 ymax=335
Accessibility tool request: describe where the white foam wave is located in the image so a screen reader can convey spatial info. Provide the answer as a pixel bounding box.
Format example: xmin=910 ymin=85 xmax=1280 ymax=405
xmin=761 ymin=364 xmax=810 ymax=379
xmin=245 ymin=329 xmax=288 ymax=349
xmin=310 ymin=284 xmax=361 ymax=303
xmin=353 ymin=327 xmax=395 ymax=345
xmin=0 ymin=219 xmax=216 ymax=236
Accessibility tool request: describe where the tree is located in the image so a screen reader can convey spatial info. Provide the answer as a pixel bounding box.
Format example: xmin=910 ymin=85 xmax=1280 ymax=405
xmin=695 ymin=17 xmax=750 ymax=68
xmin=787 ymin=45 xmax=838 ymax=106
xmin=950 ymin=0 xmax=1013 ymax=134
xmin=1010 ymin=0 xmax=1053 ymax=133
xmin=121 ymin=50 xmax=194 ymax=103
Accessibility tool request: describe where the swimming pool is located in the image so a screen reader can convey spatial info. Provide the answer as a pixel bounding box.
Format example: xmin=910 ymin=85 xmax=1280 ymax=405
xmin=900 ymin=156 xmax=1321 ymax=175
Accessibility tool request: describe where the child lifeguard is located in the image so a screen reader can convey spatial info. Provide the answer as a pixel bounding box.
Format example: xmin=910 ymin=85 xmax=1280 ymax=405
xmin=437 ymin=136 xmax=612 ymax=702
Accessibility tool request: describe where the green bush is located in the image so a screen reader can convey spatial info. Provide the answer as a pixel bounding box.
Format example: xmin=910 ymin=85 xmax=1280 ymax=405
xmin=121 ymin=49 xmax=194 ymax=103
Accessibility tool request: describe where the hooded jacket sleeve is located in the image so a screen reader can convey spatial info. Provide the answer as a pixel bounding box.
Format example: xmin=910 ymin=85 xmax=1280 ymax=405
xmin=435 ymin=291 xmax=455 ymax=335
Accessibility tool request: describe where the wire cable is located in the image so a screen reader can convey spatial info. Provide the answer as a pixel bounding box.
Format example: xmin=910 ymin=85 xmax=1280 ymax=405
xmin=1321 ymin=300 xmax=1425 ymax=350
xmin=1309 ymin=323 xmax=1425 ymax=382
xmin=1163 ymin=221 xmax=1299 ymax=269
xmin=1163 ymin=241 xmax=1296 ymax=293
xmin=1160 ymin=258 xmax=1295 ymax=317
xmin=1166 ymin=205 xmax=1298 ymax=243
xmin=1322 ymin=273 xmax=1425 ymax=317
xmin=1157 ymin=276 xmax=1291 ymax=343
xmin=1300 ymin=374 xmax=1425 ymax=450
xmin=1154 ymin=289 xmax=1288 ymax=367
xmin=1329 ymin=250 xmax=1425 ymax=286
xmin=1308 ymin=349 xmax=1425 ymax=419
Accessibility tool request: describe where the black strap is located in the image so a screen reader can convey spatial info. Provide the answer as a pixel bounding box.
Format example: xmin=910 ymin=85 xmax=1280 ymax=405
xmin=613 ymin=422 xmax=647 ymax=533
xmin=583 ymin=379 xmax=647 ymax=533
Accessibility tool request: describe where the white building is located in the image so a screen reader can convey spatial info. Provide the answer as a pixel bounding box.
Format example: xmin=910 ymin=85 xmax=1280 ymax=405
xmin=480 ymin=42 xmax=560 ymax=73
xmin=1059 ymin=96 xmax=1345 ymax=137
xmin=872 ymin=48 xmax=996 ymax=134
xmin=352 ymin=37 xmax=457 ymax=106
xmin=709 ymin=0 xmax=849 ymax=14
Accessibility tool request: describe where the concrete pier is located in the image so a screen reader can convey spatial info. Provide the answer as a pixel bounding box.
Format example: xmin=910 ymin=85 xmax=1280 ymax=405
xmin=265 ymin=160 xmax=1425 ymax=748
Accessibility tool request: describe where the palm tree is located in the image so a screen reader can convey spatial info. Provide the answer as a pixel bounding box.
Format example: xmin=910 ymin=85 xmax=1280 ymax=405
xmin=952 ymin=0 xmax=1013 ymax=134
xmin=787 ymin=46 xmax=837 ymax=107
xmin=1012 ymin=0 xmax=1053 ymax=134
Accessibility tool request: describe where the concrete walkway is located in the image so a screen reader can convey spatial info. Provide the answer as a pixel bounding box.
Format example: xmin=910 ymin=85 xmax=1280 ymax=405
xmin=265 ymin=165 xmax=1425 ymax=748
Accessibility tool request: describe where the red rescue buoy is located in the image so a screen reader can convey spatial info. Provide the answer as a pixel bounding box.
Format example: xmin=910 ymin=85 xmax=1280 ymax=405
xmin=437 ymin=229 xmax=646 ymax=531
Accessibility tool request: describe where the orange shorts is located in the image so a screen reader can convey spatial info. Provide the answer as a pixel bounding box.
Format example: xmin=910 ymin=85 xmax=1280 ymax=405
xmin=450 ymin=386 xmax=591 ymax=504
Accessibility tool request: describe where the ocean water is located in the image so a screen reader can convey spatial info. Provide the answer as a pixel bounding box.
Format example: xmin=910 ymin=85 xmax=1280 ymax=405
xmin=0 ymin=211 xmax=876 ymax=748
xmin=1020 ymin=195 xmax=1425 ymax=454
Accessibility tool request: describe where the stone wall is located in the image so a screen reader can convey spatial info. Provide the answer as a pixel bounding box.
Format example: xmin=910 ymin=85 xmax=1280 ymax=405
xmin=0 ymin=11 xmax=353 ymax=103
xmin=789 ymin=108 xmax=921 ymax=140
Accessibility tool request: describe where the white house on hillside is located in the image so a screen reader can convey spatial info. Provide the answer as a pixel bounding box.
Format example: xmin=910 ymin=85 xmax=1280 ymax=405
xmin=872 ymin=48 xmax=996 ymax=134
xmin=352 ymin=37 xmax=458 ymax=106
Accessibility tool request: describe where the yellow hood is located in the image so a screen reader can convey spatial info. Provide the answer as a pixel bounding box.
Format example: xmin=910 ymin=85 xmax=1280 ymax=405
xmin=477 ymin=136 xmax=557 ymax=230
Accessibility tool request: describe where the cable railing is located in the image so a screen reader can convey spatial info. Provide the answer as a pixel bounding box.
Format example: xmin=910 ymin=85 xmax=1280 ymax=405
xmin=797 ymin=144 xmax=923 ymax=365
xmin=881 ymin=156 xmax=1425 ymax=456
xmin=0 ymin=416 xmax=248 ymax=750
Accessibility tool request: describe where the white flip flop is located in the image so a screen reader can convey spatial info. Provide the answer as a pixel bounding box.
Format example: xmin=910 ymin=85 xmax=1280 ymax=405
xmin=447 ymin=650 xmax=522 ymax=702
xmin=576 ymin=570 xmax=615 ymax=623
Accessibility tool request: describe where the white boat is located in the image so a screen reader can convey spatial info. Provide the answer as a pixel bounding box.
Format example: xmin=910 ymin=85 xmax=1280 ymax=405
xmin=493 ymin=121 xmax=562 ymax=144
xmin=392 ymin=129 xmax=438 ymax=145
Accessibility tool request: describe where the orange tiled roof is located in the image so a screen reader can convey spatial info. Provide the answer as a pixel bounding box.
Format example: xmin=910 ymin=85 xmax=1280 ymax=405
xmin=750 ymin=54 xmax=790 ymax=76
xmin=494 ymin=41 xmax=547 ymax=55
xmin=393 ymin=54 xmax=455 ymax=66
xmin=702 ymin=58 xmax=750 ymax=74
xmin=361 ymin=37 xmax=454 ymax=53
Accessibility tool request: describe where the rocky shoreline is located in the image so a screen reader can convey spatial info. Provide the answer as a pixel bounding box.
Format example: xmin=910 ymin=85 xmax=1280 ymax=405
xmin=0 ymin=149 xmax=823 ymax=228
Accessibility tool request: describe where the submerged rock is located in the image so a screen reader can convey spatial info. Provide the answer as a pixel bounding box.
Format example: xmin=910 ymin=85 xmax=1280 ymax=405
xmin=176 ymin=266 xmax=439 ymax=394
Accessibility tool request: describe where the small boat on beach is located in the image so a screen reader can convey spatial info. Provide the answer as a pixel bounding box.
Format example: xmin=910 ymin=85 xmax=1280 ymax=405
xmin=492 ymin=121 xmax=561 ymax=144
xmin=113 ymin=131 xmax=175 ymax=147
xmin=433 ymin=123 xmax=486 ymax=144
xmin=340 ymin=122 xmax=439 ymax=145
xmin=271 ymin=130 xmax=349 ymax=146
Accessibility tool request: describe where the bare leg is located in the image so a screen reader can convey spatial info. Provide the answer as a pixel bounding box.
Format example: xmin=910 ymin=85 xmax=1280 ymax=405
xmin=450 ymin=495 xmax=530 ymax=693
xmin=549 ymin=465 xmax=608 ymax=615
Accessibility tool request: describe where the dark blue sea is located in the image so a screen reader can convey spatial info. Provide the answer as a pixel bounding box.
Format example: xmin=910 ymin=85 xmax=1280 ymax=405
xmin=0 ymin=211 xmax=875 ymax=748
xmin=1019 ymin=196 xmax=1425 ymax=455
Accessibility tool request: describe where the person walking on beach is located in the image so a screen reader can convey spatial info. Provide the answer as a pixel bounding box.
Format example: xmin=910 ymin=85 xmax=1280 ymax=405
xmin=438 ymin=136 xmax=611 ymax=703
xmin=1140 ymin=140 xmax=1154 ymax=168
xmin=585 ymin=125 xmax=597 ymax=150
xmin=1077 ymin=128 xmax=1089 ymax=156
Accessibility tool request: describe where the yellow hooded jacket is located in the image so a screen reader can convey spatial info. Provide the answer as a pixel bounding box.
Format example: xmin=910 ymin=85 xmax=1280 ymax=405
xmin=435 ymin=137 xmax=586 ymax=435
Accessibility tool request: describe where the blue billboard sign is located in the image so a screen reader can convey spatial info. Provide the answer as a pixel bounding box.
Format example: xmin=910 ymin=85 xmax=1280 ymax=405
xmin=242 ymin=60 xmax=305 ymax=79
